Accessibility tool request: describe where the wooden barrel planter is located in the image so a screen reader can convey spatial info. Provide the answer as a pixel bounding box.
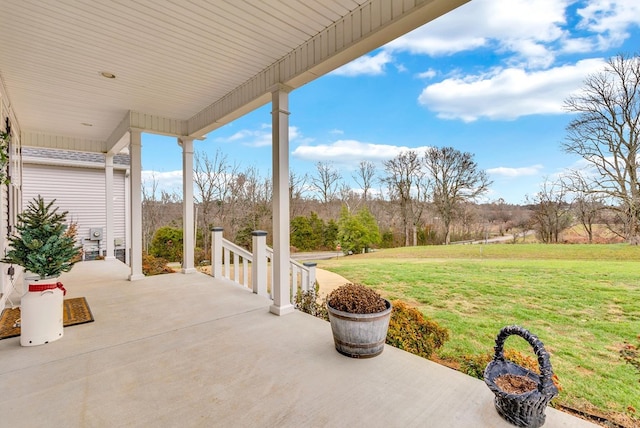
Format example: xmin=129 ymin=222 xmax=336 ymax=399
xmin=327 ymin=299 xmax=392 ymax=358
xmin=484 ymin=325 xmax=558 ymax=428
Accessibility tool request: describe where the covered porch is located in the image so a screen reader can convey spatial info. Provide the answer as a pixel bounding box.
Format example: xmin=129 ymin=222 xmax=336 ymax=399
xmin=0 ymin=260 xmax=595 ymax=427
xmin=0 ymin=0 xmax=473 ymax=314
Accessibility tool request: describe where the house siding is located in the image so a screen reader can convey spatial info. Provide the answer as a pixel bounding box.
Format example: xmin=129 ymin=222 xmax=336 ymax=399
xmin=22 ymin=163 xmax=127 ymax=260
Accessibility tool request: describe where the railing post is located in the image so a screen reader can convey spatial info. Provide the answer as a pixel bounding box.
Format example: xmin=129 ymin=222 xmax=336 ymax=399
xmin=211 ymin=227 xmax=224 ymax=278
xmin=303 ymin=262 xmax=317 ymax=293
xmin=252 ymin=230 xmax=268 ymax=296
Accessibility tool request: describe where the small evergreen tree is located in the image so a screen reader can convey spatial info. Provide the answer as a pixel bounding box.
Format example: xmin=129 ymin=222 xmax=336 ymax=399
xmin=356 ymin=206 xmax=381 ymax=252
xmin=324 ymin=219 xmax=339 ymax=249
xmin=291 ymin=212 xmax=329 ymax=251
xmin=337 ymin=205 xmax=381 ymax=254
xmin=150 ymin=226 xmax=183 ymax=261
xmin=291 ymin=216 xmax=314 ymax=251
xmin=4 ymin=196 xmax=80 ymax=278
xmin=308 ymin=212 xmax=325 ymax=249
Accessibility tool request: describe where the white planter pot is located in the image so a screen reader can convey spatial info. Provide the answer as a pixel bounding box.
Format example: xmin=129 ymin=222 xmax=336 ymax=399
xmin=20 ymin=277 xmax=65 ymax=346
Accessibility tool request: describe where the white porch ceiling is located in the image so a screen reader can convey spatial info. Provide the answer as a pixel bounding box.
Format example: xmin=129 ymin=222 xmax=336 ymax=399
xmin=0 ymin=0 xmax=468 ymax=153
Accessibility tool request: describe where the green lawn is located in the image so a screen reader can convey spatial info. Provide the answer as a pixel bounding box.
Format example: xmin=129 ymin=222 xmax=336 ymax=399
xmin=316 ymin=244 xmax=640 ymax=424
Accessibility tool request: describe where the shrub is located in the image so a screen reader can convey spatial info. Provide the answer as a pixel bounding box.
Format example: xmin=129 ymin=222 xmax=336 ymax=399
xmin=294 ymin=288 xmax=328 ymax=321
xmin=380 ymin=230 xmax=395 ymax=248
xmin=142 ymin=253 xmax=174 ymax=276
xmin=460 ymin=353 xmax=492 ymax=379
xmin=386 ymin=301 xmax=449 ymax=359
xmin=150 ymin=226 xmax=183 ymax=262
xmin=194 ymin=247 xmax=208 ymax=265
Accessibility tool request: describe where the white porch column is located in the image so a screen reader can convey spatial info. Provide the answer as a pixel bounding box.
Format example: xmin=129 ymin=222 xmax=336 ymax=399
xmin=129 ymin=130 xmax=144 ymax=280
xmin=270 ymin=85 xmax=294 ymax=316
xmin=180 ymin=137 xmax=196 ymax=274
xmin=104 ymin=154 xmax=115 ymax=260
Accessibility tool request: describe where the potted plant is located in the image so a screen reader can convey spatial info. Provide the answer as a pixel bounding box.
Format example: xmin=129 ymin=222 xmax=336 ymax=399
xmin=4 ymin=195 xmax=81 ymax=346
xmin=484 ymin=325 xmax=558 ymax=428
xmin=326 ymin=283 xmax=392 ymax=358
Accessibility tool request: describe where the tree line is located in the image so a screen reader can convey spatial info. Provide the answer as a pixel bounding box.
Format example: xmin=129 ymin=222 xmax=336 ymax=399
xmin=143 ymin=145 xmax=495 ymax=260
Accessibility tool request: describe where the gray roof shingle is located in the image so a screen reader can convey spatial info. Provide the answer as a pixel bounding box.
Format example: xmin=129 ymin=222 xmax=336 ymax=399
xmin=22 ymin=147 xmax=130 ymax=166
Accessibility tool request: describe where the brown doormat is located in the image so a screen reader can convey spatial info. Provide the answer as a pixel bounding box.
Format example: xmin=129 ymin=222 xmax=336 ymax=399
xmin=0 ymin=297 xmax=94 ymax=340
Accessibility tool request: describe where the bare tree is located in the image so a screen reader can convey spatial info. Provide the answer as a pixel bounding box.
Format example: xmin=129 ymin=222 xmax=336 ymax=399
xmin=482 ymin=198 xmax=514 ymax=236
xmin=527 ymin=178 xmax=572 ymax=243
xmin=353 ymin=160 xmax=376 ymax=202
xmin=311 ymin=161 xmax=342 ymax=203
xmin=509 ymin=209 xmax=532 ymax=243
xmin=382 ymin=150 xmax=423 ymax=246
xmin=563 ymin=173 xmax=603 ymax=243
xmin=230 ymin=166 xmax=272 ymax=246
xmin=338 ymin=182 xmax=360 ymax=211
xmin=193 ymin=149 xmax=238 ymax=256
xmin=563 ymin=53 xmax=640 ymax=242
xmin=142 ymin=173 xmax=161 ymax=253
xmin=423 ymin=146 xmax=491 ymax=244
xmin=289 ymin=171 xmax=309 ymax=218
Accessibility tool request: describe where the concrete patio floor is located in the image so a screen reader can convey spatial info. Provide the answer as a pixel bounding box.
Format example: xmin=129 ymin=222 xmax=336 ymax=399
xmin=0 ymin=260 xmax=596 ymax=427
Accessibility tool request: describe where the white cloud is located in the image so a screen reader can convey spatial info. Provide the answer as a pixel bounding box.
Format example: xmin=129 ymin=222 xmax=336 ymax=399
xmin=292 ymin=140 xmax=430 ymax=167
xmin=560 ymin=37 xmax=597 ymax=54
xmin=385 ymin=0 xmax=639 ymax=70
xmin=215 ymin=125 xmax=304 ymax=147
xmin=487 ymin=164 xmax=544 ymax=178
xmin=576 ymin=0 xmax=640 ymax=49
xmin=418 ymin=58 xmax=606 ymax=122
xmin=417 ymin=69 xmax=437 ymax=79
xmin=386 ymin=0 xmax=570 ymax=68
xmin=331 ymin=51 xmax=393 ymax=76
xmin=142 ymin=170 xmax=183 ymax=197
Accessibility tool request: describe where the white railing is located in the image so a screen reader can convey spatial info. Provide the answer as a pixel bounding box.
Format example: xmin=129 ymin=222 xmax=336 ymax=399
xmin=265 ymin=247 xmax=317 ymax=301
xmin=210 ymin=228 xmax=316 ymax=302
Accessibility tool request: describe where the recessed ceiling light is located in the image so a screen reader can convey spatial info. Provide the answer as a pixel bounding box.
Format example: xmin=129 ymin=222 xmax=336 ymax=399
xmin=100 ymin=71 xmax=116 ymax=79
xmin=81 ymin=122 xmax=93 ymax=127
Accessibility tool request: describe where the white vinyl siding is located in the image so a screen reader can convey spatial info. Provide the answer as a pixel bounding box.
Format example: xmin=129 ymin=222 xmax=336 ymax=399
xmin=22 ymin=164 xmax=126 ymax=258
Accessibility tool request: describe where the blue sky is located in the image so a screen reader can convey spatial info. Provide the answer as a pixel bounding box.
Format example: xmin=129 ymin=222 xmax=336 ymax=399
xmin=142 ymin=0 xmax=640 ymax=205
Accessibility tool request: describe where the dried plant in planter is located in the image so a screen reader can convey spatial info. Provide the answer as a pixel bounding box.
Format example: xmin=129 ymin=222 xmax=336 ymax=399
xmin=326 ymin=283 xmax=392 ymax=358
xmin=495 ymin=374 xmax=537 ymax=395
xmin=484 ymin=325 xmax=558 ymax=428
xmin=326 ymin=283 xmax=387 ymax=313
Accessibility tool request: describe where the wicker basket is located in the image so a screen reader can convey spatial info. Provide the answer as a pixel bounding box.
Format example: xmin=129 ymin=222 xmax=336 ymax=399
xmin=484 ymin=326 xmax=558 ymax=428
